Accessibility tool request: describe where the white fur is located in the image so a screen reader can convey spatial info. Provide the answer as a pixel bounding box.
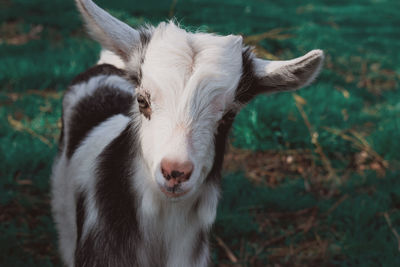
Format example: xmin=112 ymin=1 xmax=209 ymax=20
xmin=97 ymin=49 xmax=126 ymax=69
xmin=133 ymin=155 xmax=219 ymax=266
xmin=51 ymin=153 xmax=76 ymax=267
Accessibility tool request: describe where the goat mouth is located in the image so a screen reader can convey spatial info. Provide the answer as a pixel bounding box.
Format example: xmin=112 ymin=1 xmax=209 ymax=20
xmin=159 ymin=185 xmax=190 ymax=198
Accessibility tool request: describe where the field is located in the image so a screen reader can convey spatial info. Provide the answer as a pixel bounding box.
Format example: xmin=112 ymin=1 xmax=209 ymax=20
xmin=1 ymin=0 xmax=400 ymax=266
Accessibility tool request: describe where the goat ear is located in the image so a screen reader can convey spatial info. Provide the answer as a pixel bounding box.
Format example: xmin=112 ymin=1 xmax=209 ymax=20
xmin=252 ymin=50 xmax=324 ymax=94
xmin=75 ymin=0 xmax=140 ymax=61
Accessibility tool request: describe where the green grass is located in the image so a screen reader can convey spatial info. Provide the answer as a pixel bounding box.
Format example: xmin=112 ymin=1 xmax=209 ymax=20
xmin=1 ymin=0 xmax=399 ymax=266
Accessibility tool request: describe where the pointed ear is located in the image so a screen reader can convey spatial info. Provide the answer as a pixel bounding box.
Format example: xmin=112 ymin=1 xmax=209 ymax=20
xmin=75 ymin=0 xmax=140 ymax=61
xmin=252 ymin=49 xmax=324 ymax=94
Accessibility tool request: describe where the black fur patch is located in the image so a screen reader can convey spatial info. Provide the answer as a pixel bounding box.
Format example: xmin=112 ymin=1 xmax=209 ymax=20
xmin=75 ymin=192 xmax=85 ymax=245
xmin=70 ymin=64 xmax=125 ymax=86
xmin=235 ymin=47 xmax=259 ymax=104
xmin=66 ymin=84 xmax=133 ymax=159
xmin=58 ymin=109 xmax=65 ymax=154
xmin=75 ymin=123 xmax=141 ymax=266
xmin=205 ymin=111 xmax=236 ymax=183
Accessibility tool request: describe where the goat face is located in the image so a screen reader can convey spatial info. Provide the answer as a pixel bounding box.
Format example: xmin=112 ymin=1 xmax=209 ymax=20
xmin=76 ymin=0 xmax=324 ymax=199
xmin=136 ymin=25 xmax=243 ymax=199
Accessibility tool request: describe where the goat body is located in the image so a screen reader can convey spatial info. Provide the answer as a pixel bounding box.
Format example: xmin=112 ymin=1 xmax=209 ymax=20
xmin=51 ymin=1 xmax=324 ymax=266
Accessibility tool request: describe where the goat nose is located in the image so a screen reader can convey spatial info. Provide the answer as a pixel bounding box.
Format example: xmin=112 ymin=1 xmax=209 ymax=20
xmin=161 ymin=159 xmax=193 ymax=183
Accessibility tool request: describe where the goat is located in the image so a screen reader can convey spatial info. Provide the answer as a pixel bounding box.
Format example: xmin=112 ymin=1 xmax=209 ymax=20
xmin=51 ymin=0 xmax=324 ymax=266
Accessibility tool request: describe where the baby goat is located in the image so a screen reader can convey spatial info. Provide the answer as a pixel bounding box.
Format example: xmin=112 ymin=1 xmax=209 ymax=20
xmin=51 ymin=0 xmax=324 ymax=266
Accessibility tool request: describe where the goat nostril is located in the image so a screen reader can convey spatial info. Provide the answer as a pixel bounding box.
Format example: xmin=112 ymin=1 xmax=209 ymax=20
xmin=161 ymin=167 xmax=171 ymax=180
xmin=171 ymin=170 xmax=184 ymax=178
xmin=160 ymin=159 xmax=194 ymax=182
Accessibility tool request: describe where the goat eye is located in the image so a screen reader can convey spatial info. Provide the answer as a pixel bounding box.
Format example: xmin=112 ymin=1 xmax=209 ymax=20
xmin=137 ymin=95 xmax=148 ymax=109
xmin=137 ymin=94 xmax=152 ymax=119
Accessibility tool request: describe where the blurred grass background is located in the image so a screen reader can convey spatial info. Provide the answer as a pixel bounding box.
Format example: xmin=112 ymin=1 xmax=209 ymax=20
xmin=1 ymin=0 xmax=399 ymax=266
